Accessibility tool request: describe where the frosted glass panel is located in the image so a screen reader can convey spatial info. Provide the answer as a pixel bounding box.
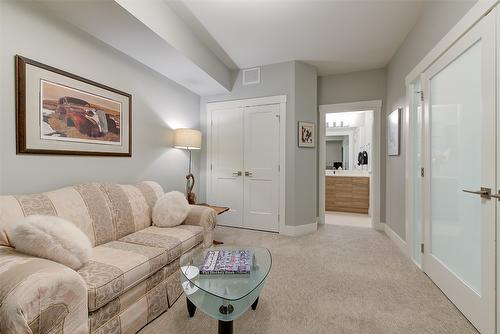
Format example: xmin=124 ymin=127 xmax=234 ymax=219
xmin=430 ymin=41 xmax=481 ymax=293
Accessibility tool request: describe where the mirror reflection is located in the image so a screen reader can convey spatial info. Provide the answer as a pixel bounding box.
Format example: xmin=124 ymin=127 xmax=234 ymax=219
xmin=325 ymin=111 xmax=373 ymax=174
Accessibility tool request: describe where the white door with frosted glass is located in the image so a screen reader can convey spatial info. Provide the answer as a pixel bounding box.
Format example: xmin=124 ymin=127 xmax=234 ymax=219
xmin=210 ymin=107 xmax=244 ymax=227
xmin=421 ymin=11 xmax=495 ymax=334
xmin=243 ymin=104 xmax=280 ymax=232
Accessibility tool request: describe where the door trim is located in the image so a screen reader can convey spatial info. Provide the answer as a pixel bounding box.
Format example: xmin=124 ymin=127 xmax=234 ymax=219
xmin=318 ymin=100 xmax=383 ymax=230
xmin=206 ymin=95 xmax=287 ymax=234
xmin=496 ymin=7 xmax=500 ymax=333
xmin=405 ymin=78 xmax=423 ymax=267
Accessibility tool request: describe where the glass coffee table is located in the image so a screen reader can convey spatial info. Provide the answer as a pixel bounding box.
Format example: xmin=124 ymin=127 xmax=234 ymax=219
xmin=180 ymin=246 xmax=272 ymax=334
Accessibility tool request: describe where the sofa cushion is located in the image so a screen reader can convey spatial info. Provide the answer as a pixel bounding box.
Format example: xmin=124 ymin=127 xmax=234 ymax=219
xmin=78 ymin=241 xmax=168 ymax=311
xmin=88 ymin=259 xmax=180 ymax=332
xmin=0 ymin=181 xmax=164 ymax=248
xmin=119 ymin=225 xmax=204 ymax=264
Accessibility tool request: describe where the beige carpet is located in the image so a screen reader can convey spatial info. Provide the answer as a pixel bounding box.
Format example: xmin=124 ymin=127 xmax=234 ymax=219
xmin=140 ymin=224 xmax=478 ymax=334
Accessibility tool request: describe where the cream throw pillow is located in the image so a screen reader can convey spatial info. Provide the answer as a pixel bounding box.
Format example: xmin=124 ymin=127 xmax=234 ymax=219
xmin=153 ymin=191 xmax=190 ymax=227
xmin=10 ymin=215 xmax=92 ymax=270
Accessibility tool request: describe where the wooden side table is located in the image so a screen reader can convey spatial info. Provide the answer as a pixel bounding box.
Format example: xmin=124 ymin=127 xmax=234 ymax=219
xmin=197 ymin=203 xmax=229 ymax=216
xmin=197 ymin=203 xmax=229 ymax=245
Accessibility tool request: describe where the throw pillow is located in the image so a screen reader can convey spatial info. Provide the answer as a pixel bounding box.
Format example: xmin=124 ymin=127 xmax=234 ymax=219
xmin=153 ymin=191 xmax=190 ymax=227
xmin=10 ymin=215 xmax=92 ymax=270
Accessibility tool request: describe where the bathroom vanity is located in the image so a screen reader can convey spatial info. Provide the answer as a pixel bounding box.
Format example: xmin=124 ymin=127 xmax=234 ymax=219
xmin=325 ymin=172 xmax=369 ymax=214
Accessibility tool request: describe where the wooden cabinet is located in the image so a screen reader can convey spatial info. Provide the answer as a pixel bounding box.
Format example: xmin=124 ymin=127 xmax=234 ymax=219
xmin=325 ymin=176 xmax=369 ymax=214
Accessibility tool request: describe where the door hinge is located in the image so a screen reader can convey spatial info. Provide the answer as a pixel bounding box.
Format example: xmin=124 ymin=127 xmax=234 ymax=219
xmin=278 ymin=214 xmax=280 ymax=222
xmin=211 ymin=119 xmax=213 ymax=127
xmin=420 ymin=167 xmax=424 ymax=177
xmin=420 ymin=243 xmax=424 ymax=253
xmin=417 ymin=90 xmax=424 ymax=101
xmin=278 ymin=164 xmax=280 ymax=172
xmin=210 ymin=163 xmax=212 ymax=171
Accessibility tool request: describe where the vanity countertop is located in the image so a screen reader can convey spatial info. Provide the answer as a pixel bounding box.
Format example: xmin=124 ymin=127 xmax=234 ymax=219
xmin=325 ymin=170 xmax=370 ymax=177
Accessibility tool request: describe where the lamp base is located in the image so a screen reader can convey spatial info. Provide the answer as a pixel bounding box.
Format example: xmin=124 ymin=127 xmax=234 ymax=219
xmin=186 ymin=173 xmax=197 ymax=204
xmin=187 ymin=192 xmax=197 ymax=205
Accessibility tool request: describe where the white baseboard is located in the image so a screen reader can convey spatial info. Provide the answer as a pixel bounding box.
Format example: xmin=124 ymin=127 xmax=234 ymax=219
xmin=373 ymin=220 xmax=385 ymax=231
xmin=384 ymin=223 xmax=408 ymax=256
xmin=280 ymin=221 xmax=318 ymax=236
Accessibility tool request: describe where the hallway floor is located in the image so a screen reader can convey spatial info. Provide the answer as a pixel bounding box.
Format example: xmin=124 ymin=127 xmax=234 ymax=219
xmin=325 ymin=211 xmax=372 ymax=227
xmin=140 ymin=225 xmax=477 ymax=334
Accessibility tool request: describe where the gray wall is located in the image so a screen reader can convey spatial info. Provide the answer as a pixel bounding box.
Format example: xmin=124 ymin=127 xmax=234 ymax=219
xmin=384 ymin=0 xmax=476 ymax=239
xmin=318 ymin=69 xmax=387 ymax=106
xmin=317 ymin=68 xmax=387 ymax=220
xmin=0 ymin=1 xmax=201 ymax=195
xmin=200 ymin=61 xmax=318 ymax=227
xmin=293 ymin=61 xmax=318 ymax=227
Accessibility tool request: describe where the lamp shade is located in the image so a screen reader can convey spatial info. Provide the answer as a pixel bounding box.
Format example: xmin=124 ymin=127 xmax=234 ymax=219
xmin=173 ymin=128 xmax=202 ymax=150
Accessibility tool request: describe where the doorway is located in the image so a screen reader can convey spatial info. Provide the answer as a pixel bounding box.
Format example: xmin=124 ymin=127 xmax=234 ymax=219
xmin=318 ymin=100 xmax=382 ymax=230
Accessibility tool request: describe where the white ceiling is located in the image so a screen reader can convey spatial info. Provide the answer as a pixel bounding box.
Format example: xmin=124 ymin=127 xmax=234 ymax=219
xmin=174 ymin=0 xmax=426 ymax=76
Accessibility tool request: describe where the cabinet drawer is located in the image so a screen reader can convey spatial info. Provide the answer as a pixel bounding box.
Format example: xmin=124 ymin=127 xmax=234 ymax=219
xmin=325 ymin=175 xmax=370 ymax=214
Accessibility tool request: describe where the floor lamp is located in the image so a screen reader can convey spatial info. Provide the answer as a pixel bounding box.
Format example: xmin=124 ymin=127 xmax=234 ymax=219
xmin=173 ymin=128 xmax=202 ymax=204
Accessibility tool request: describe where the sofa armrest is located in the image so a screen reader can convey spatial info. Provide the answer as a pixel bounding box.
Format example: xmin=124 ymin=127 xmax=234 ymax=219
xmin=0 ymin=247 xmax=88 ymax=334
xmin=183 ymin=205 xmax=217 ymax=248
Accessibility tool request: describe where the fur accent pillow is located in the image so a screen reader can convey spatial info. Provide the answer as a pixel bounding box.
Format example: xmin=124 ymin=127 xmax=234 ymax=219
xmin=153 ymin=191 xmax=190 ymax=227
xmin=10 ymin=215 xmax=92 ymax=270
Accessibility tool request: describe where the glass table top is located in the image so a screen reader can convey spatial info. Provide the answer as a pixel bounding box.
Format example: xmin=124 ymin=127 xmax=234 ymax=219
xmin=180 ymin=246 xmax=272 ymax=302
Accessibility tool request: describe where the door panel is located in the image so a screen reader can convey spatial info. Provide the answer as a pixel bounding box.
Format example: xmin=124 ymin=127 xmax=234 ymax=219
xmin=243 ymin=104 xmax=280 ymax=232
xmin=422 ymin=11 xmax=495 ymax=334
xmin=210 ymin=107 xmax=244 ymax=227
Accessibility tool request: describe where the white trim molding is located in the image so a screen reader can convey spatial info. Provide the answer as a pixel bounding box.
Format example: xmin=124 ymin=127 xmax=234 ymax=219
xmin=318 ymin=100 xmax=383 ymax=231
xmin=206 ymin=95 xmax=286 ymax=111
xmin=205 ymin=95 xmax=287 ymax=234
xmin=384 ymin=223 xmax=409 ymax=257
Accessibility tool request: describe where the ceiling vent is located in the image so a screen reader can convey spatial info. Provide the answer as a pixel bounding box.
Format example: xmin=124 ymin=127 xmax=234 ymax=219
xmin=242 ymin=67 xmax=261 ymax=85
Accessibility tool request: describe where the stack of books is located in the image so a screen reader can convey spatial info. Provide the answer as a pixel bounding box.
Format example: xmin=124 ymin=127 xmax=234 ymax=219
xmin=200 ymin=250 xmax=252 ymax=275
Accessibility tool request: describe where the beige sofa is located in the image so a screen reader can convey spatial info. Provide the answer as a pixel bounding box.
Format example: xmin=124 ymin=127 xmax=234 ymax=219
xmin=0 ymin=181 xmax=216 ymax=334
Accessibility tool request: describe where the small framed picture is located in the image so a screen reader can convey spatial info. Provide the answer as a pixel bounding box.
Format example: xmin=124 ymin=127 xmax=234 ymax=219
xmin=298 ymin=121 xmax=315 ymax=148
xmin=387 ymin=108 xmax=401 ymax=156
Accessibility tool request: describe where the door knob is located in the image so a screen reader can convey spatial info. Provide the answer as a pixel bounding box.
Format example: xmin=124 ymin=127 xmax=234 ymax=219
xmin=462 ymin=187 xmax=491 ymax=199
xmin=490 ymin=190 xmax=500 ymax=201
xmin=232 ymin=171 xmax=242 ymax=177
xmin=245 ymin=171 xmax=253 ymax=177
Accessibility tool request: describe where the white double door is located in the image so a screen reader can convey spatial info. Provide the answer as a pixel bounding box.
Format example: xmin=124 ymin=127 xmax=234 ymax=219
xmin=420 ymin=9 xmax=496 ymax=333
xmin=209 ymin=103 xmax=280 ymax=232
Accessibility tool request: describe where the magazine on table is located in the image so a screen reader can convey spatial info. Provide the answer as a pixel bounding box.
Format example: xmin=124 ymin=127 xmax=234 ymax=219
xmin=200 ymin=250 xmax=253 ymax=275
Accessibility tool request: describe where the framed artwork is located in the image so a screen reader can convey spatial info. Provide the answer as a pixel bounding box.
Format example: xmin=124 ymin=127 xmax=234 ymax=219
xmin=16 ymin=55 xmax=132 ymax=156
xmin=387 ymin=108 xmax=401 ymax=156
xmin=298 ymin=121 xmax=315 ymax=148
